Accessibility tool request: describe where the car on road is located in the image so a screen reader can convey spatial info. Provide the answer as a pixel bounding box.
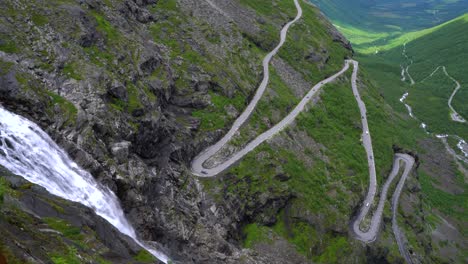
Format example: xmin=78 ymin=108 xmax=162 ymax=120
xmin=365 ymin=130 xmax=369 ymax=135
xmin=201 ymin=170 xmax=208 ymax=175
xmin=366 ymin=203 xmax=370 ymax=207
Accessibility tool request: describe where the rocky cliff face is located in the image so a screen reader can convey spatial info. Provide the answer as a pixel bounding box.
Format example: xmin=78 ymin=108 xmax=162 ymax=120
xmin=0 ymin=0 xmax=358 ymax=263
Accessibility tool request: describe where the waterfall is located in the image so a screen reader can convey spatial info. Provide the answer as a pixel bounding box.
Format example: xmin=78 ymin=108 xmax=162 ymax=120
xmin=0 ymin=106 xmax=168 ymax=263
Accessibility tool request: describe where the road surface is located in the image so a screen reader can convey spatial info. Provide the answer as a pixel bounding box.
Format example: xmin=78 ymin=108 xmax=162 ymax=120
xmin=391 ymin=155 xmax=416 ymax=264
xmin=442 ymin=67 xmax=466 ymax=123
xmin=350 ymin=60 xmax=415 ymax=246
xmin=192 ymin=61 xmax=352 ymax=176
xmin=421 ymin=66 xmax=465 ymax=123
xmin=352 ymin=153 xmax=415 ymax=244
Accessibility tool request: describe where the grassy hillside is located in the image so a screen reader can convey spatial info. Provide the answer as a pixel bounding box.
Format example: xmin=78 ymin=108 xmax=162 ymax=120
xmin=341 ymin=13 xmax=468 ymax=53
xmin=199 ymin=2 xmax=466 ymax=263
xmin=308 ymin=0 xmax=468 ymax=32
xmin=308 ymin=0 xmax=468 ymax=53
xmin=194 ymin=1 xmax=428 ymax=262
xmin=354 ymin=13 xmax=468 ymax=263
xmin=1 ymin=0 xmax=465 ymax=262
xmin=203 ymin=63 xmax=428 ymax=263
xmin=359 ymin=13 xmax=468 ymax=138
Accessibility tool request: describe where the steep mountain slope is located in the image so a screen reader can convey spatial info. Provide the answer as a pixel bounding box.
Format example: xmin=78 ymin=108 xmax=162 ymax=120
xmin=0 ymin=166 xmax=160 ymax=264
xmin=0 ymin=0 xmax=355 ymax=263
xmin=1 ymin=0 xmax=463 ymax=263
xmin=353 ymin=14 xmax=468 ymax=264
xmin=302 ymin=2 xmax=467 ymax=262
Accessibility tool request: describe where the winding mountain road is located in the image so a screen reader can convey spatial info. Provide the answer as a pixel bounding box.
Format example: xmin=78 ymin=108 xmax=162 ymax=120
xmin=191 ymin=0 xmax=415 ymax=261
xmin=421 ymin=65 xmax=465 ymax=123
xmin=192 ymin=60 xmax=352 ymax=177
xmin=352 ymin=153 xmax=415 ymax=243
xmin=192 ymin=0 xmax=304 ymax=177
xmin=442 ymin=67 xmax=466 ymax=123
xmin=350 ymin=60 xmax=415 ymax=245
xmin=391 ymin=155 xmax=416 ymax=264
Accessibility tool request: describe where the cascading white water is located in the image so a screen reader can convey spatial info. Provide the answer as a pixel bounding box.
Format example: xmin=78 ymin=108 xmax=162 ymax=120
xmin=0 ymin=106 xmax=168 ymax=263
xmin=457 ymin=139 xmax=468 ymax=157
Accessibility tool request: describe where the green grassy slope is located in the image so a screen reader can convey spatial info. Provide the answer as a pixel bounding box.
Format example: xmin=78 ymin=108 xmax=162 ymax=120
xmin=191 ymin=0 xmax=352 ymax=134
xmin=194 ymin=1 xmax=434 ymax=262
xmin=308 ymin=0 xmax=468 ymax=53
xmin=364 ymin=13 xmax=468 ymax=53
xmin=199 ymin=1 xmax=466 ymax=262
xmin=334 ymin=12 xmax=468 ymax=53
xmin=360 ymin=14 xmax=468 ymax=138
xmin=203 ymin=70 xmax=427 ymax=262
xmin=308 ymin=0 xmax=468 ymax=32
xmin=353 ymin=13 xmax=468 ymax=263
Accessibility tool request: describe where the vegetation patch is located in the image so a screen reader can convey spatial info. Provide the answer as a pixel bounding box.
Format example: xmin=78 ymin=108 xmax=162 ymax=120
xmin=242 ymin=223 xmax=272 ymax=248
xmin=133 ymin=250 xmax=156 ymax=263
xmin=91 ymin=11 xmax=119 ymax=42
xmin=43 ymin=217 xmax=83 ymax=242
xmin=0 ymin=40 xmax=18 ymax=54
xmin=50 ymin=246 xmax=81 ymax=264
xmin=192 ymin=91 xmax=246 ymax=131
xmin=32 ymin=13 xmax=49 ymax=26
xmin=0 ymin=177 xmax=10 ymax=204
xmin=46 ymin=91 xmax=78 ymax=125
xmin=62 ymin=62 xmax=83 ymax=80
xmin=419 ymin=171 xmax=467 ymax=221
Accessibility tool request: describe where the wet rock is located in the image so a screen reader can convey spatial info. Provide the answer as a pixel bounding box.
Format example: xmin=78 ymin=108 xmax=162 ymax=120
xmin=0 ymin=70 xmax=20 ymax=98
xmin=132 ymin=118 xmax=174 ymax=161
xmin=0 ymin=167 xmax=146 ymax=263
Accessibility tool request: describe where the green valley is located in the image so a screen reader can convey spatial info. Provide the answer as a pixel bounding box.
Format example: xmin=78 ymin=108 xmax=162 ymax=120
xmin=309 ymin=0 xmax=468 ymax=53
xmin=358 ymin=12 xmax=468 ymax=137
